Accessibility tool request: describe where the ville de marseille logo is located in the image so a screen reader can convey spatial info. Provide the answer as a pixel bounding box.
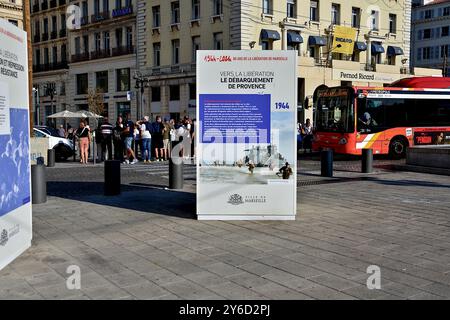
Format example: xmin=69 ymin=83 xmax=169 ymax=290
xmin=228 ymin=194 xmax=244 ymax=206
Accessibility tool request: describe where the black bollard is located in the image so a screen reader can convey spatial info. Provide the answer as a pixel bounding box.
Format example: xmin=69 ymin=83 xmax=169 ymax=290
xmin=104 ymin=160 xmax=121 ymax=196
xmin=321 ymin=149 xmax=333 ymax=177
xmin=31 ymin=164 xmax=47 ymax=204
xmin=47 ymin=148 xmax=55 ymax=167
xmin=169 ymin=156 xmax=184 ymax=189
xmin=362 ymin=148 xmax=373 ymax=173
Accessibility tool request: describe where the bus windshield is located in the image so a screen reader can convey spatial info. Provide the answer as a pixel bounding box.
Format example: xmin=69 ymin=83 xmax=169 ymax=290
xmin=315 ymin=88 xmax=355 ymax=133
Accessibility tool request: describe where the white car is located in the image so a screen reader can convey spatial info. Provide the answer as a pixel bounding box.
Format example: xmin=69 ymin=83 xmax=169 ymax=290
xmin=33 ymin=126 xmax=75 ymax=161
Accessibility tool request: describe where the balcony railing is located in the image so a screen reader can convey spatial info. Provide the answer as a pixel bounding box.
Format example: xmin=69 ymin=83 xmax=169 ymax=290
xmin=91 ymin=11 xmax=110 ymax=23
xmin=71 ymin=53 xmax=90 ymax=63
xmin=41 ymin=1 xmax=48 ymax=11
xmin=90 ymin=49 xmax=111 ymax=60
xmin=112 ymin=6 xmax=133 ymax=18
xmin=111 ymin=45 xmax=135 ymax=57
xmin=33 ymin=34 xmax=40 ymax=43
xmin=33 ymin=61 xmax=69 ymax=73
xmin=59 ymin=29 xmax=67 ymax=38
xmin=51 ymin=31 xmax=57 ymax=39
xmin=50 ymin=0 xmax=57 ymax=8
xmin=42 ymin=33 xmax=49 ymax=41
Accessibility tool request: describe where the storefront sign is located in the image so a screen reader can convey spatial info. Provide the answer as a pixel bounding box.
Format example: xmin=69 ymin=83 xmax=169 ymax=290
xmin=332 ymin=26 xmax=357 ymax=55
xmin=333 ymin=68 xmax=401 ymax=83
xmin=0 ymin=19 xmax=32 ymax=270
xmin=196 ymin=51 xmax=297 ymax=220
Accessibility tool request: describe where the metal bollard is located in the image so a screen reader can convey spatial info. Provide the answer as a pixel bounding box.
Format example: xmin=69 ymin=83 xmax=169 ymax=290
xmin=362 ymin=148 xmax=373 ymax=173
xmin=47 ymin=148 xmax=55 ymax=167
xmin=169 ymin=156 xmax=184 ymax=189
xmin=31 ymin=164 xmax=47 ymax=204
xmin=104 ymin=160 xmax=121 ymax=196
xmin=321 ymin=149 xmax=333 ymax=177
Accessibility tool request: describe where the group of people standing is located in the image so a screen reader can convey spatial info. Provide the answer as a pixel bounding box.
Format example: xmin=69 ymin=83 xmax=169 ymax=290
xmin=75 ymin=113 xmax=196 ymax=165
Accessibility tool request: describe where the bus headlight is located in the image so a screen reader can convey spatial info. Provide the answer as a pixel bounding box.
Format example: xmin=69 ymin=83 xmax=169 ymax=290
xmin=338 ymin=138 xmax=348 ymax=145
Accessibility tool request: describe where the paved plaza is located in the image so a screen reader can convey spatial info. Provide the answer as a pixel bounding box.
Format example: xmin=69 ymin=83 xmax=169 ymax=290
xmin=1 ymin=157 xmax=450 ymax=300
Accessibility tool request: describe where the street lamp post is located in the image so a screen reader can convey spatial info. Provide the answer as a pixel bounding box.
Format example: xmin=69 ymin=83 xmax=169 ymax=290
xmin=134 ymin=73 xmax=150 ymax=120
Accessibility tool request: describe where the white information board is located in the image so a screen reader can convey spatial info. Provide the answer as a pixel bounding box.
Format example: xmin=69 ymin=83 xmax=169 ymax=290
xmin=196 ymin=51 xmax=297 ymax=220
xmin=0 ymin=19 xmax=32 ymax=270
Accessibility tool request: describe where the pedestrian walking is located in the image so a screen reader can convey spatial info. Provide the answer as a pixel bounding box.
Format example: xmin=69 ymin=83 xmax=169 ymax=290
xmin=101 ymin=117 xmax=113 ymax=161
xmin=58 ymin=124 xmax=66 ymax=138
xmin=277 ymin=162 xmax=293 ymax=180
xmin=303 ymin=118 xmax=313 ymax=153
xmin=95 ymin=125 xmax=103 ymax=162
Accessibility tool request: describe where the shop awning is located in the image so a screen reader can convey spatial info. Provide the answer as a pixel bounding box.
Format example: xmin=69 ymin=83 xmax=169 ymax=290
xmin=355 ymin=41 xmax=367 ymax=51
xmin=260 ymin=29 xmax=281 ymax=41
xmin=287 ymin=31 xmax=303 ymax=44
xmin=371 ymin=43 xmax=385 ymax=54
xmin=387 ymin=46 xmax=404 ymax=56
xmin=308 ymin=36 xmax=327 ymax=46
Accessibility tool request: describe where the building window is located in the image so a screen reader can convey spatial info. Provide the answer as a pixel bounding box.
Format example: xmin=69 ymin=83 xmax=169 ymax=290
xmin=151 ymin=87 xmax=161 ymax=102
xmin=287 ymin=0 xmax=296 ymax=18
xmin=389 ymin=14 xmax=397 ymax=34
xmin=8 ymin=19 xmax=18 ymax=26
xmin=76 ymin=73 xmax=88 ymax=95
xmin=116 ymin=68 xmax=130 ymax=91
xmin=170 ymin=85 xmax=180 ymax=101
xmin=52 ymin=46 xmax=57 ymax=63
xmin=424 ymin=9 xmax=433 ymax=19
xmin=422 ymin=47 xmax=431 ymax=60
xmin=104 ymin=31 xmax=110 ymax=50
xmin=117 ymin=102 xmax=130 ymax=119
xmin=83 ymin=35 xmax=89 ymax=53
xmin=444 ymin=7 xmax=450 ymax=16
xmin=263 ymin=0 xmax=272 ymax=15
xmin=61 ymin=44 xmax=67 ymax=62
xmin=442 ymin=26 xmax=449 ymax=37
xmin=331 ymin=3 xmax=340 ymax=25
xmin=126 ymin=27 xmax=133 ymax=48
xmin=115 ymin=0 xmax=122 ymax=9
xmin=423 ymin=28 xmax=432 ymax=39
xmin=370 ymin=10 xmax=379 ymax=31
xmin=310 ymin=1 xmax=319 ymax=21
xmin=171 ymin=1 xmax=180 ymax=24
xmin=94 ymin=0 xmax=100 ymax=15
xmin=213 ymin=32 xmax=223 ymax=50
xmin=96 ymin=71 xmax=108 ymax=93
xmin=189 ymin=83 xmax=196 ymax=100
xmin=192 ymin=36 xmax=200 ymax=61
xmin=75 ymin=36 xmax=81 ymax=55
xmin=116 ymin=28 xmax=123 ymax=47
xmin=192 ymin=0 xmax=200 ymax=20
xmin=103 ymin=0 xmax=109 ymax=11
xmin=351 ymin=7 xmax=360 ymax=28
xmin=44 ymin=48 xmax=49 ymax=64
xmin=172 ymin=39 xmax=180 ymax=64
xmin=153 ymin=43 xmax=161 ymax=66
xmin=94 ymin=33 xmax=101 ymax=51
xmin=152 ymin=6 xmax=160 ymax=27
xmin=213 ymin=0 xmax=223 ymax=15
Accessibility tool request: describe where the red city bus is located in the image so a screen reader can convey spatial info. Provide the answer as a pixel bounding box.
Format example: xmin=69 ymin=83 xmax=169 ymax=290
xmin=313 ymin=77 xmax=450 ymax=158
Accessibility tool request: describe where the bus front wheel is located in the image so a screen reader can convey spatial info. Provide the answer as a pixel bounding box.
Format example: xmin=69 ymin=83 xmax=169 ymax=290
xmin=389 ymin=137 xmax=408 ymax=159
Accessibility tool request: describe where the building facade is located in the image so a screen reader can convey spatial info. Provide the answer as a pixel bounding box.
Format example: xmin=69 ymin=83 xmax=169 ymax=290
xmin=32 ymin=0 xmax=137 ymax=127
xmin=411 ymin=0 xmax=450 ymax=76
xmin=0 ymin=0 xmax=23 ymax=28
xmin=137 ymin=0 xmax=441 ymax=124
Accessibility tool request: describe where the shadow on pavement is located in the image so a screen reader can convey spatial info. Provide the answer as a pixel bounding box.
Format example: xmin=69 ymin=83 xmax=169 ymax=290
xmin=367 ymin=178 xmax=450 ymax=189
xmin=47 ymin=181 xmax=196 ymax=219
